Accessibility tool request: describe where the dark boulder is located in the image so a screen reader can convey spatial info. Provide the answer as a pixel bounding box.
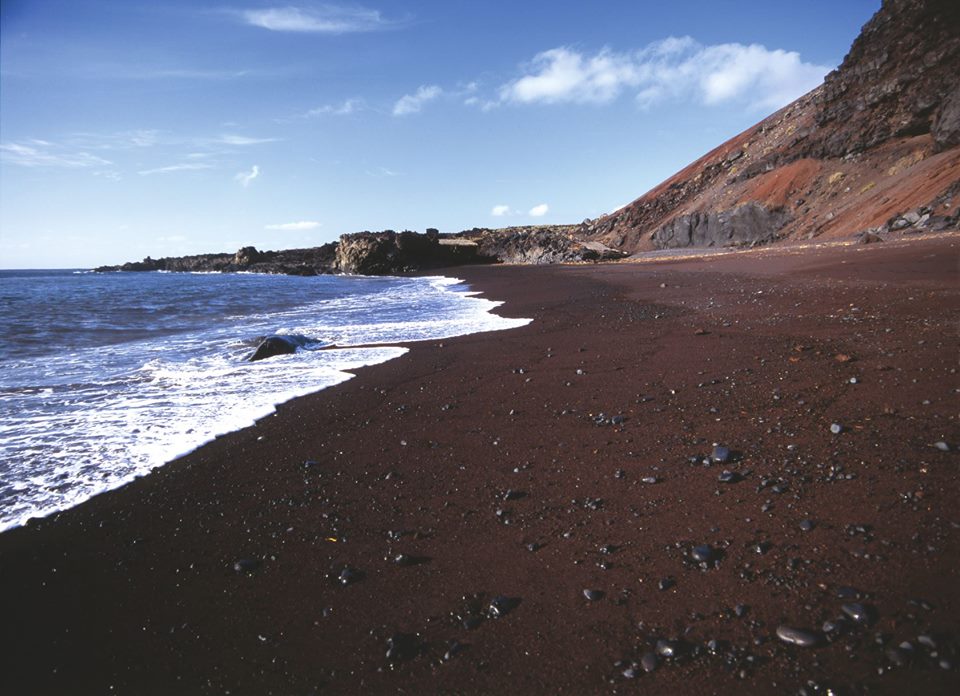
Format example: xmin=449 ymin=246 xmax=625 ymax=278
xmin=249 ymin=336 xmax=300 ymax=362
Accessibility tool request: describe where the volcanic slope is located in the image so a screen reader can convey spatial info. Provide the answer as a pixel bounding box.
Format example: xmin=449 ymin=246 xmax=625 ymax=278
xmin=583 ymin=0 xmax=960 ymax=254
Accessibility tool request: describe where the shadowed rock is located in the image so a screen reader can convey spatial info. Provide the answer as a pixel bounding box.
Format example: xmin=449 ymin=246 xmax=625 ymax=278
xmin=249 ymin=336 xmax=300 ymax=362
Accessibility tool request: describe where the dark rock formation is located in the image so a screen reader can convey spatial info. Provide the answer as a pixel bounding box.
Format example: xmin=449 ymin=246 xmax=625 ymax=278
xmin=249 ymin=335 xmax=306 ymax=362
xmin=812 ymin=0 xmax=960 ymax=157
xmin=457 ymin=226 xmax=625 ymax=264
xmin=96 ymin=244 xmax=338 ymax=275
xmin=651 ymin=203 xmax=791 ymax=249
xmin=335 ymin=230 xmax=484 ymax=275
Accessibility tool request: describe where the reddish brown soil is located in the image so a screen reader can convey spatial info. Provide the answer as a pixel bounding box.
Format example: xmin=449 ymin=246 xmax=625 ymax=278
xmin=1 ymin=235 xmax=958 ymax=695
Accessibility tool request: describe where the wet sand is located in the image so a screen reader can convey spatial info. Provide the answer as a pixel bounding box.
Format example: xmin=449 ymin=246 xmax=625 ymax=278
xmin=1 ymin=234 xmax=958 ymax=695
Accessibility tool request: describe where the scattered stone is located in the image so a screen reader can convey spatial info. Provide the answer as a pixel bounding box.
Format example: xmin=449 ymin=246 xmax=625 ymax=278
xmin=799 ymin=519 xmax=816 ymax=532
xmin=658 ymin=577 xmax=675 ymax=591
xmin=640 ymin=652 xmax=659 ymax=673
xmin=487 ymin=595 xmax=519 ymax=618
xmin=641 ymin=476 xmax=659 ymax=484
xmin=338 ymin=566 xmax=361 ymax=586
xmin=917 ymin=634 xmax=938 ymax=650
xmin=443 ymin=639 xmax=463 ymax=661
xmin=841 ymin=602 xmax=874 ymax=625
xmin=583 ymin=589 xmax=604 ymax=601
xmin=718 ymin=470 xmax=741 ymax=484
xmin=385 ymin=632 xmax=419 ymax=662
xmin=830 ymin=423 xmax=844 ymax=434
xmin=776 ymin=625 xmax=821 ymax=647
xmin=934 ymin=441 xmax=951 ymax=452
xmin=691 ymin=544 xmax=716 ymax=563
xmin=232 ymin=558 xmax=261 ymax=573
xmin=734 ymin=604 xmax=749 ymax=618
xmin=694 ymin=328 xmax=710 ymax=336
xmin=655 ymin=639 xmax=678 ymax=658
xmin=711 ymin=445 xmax=731 ymax=463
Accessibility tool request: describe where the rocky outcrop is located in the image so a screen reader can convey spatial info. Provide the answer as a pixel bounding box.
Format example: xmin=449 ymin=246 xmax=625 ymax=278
xmin=456 ymin=226 xmax=625 ymax=264
xmin=335 ymin=230 xmax=485 ymax=275
xmin=651 ymin=204 xmax=791 ymax=249
xmin=811 ymin=0 xmax=960 ymax=157
xmin=96 ymin=244 xmax=338 ymax=275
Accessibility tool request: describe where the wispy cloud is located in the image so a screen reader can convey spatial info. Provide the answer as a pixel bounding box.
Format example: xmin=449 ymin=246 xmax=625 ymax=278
xmin=529 ymin=203 xmax=549 ymax=217
xmin=305 ymin=98 xmax=364 ymax=117
xmin=239 ymin=5 xmax=400 ymax=33
xmin=265 ymin=220 xmax=322 ymax=230
xmin=393 ymin=85 xmax=443 ymax=116
xmin=235 ymin=165 xmax=260 ymax=187
xmin=139 ymin=162 xmax=215 ymax=176
xmin=491 ymin=205 xmax=514 ymax=217
xmin=217 ymin=134 xmax=278 ymax=146
xmin=365 ymin=166 xmax=401 ymax=177
xmin=497 ymin=38 xmax=831 ymax=111
xmin=0 ymin=140 xmax=113 ymax=168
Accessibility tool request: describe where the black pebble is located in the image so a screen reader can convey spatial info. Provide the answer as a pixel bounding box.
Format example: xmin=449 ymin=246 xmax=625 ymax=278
xmin=776 ymin=625 xmax=821 ymax=647
xmin=233 ymin=558 xmax=260 ymax=573
xmin=691 ymin=544 xmax=715 ymax=563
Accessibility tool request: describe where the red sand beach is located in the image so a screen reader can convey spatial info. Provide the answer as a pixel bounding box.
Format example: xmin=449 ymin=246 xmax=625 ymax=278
xmin=1 ymin=234 xmax=958 ymax=695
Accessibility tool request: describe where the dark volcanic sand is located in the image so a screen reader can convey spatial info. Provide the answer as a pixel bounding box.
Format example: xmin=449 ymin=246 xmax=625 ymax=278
xmin=2 ymin=235 xmax=958 ymax=695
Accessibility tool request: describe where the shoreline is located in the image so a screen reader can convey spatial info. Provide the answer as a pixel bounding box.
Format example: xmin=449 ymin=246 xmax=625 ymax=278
xmin=1 ymin=234 xmax=958 ymax=694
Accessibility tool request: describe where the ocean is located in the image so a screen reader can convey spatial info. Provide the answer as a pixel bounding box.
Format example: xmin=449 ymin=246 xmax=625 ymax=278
xmin=0 ymin=269 xmax=529 ymax=532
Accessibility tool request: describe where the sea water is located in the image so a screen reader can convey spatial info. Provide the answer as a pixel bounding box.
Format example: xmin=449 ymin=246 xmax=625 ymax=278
xmin=0 ymin=270 xmax=529 ymax=532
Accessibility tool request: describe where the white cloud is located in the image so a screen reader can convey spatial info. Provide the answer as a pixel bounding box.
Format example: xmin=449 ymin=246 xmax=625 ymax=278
xmin=393 ymin=85 xmax=442 ymax=116
xmin=529 ymin=203 xmax=549 ymax=217
xmin=265 ymin=220 xmax=321 ymax=231
xmin=235 ymin=165 xmax=260 ymax=187
xmin=306 ymin=98 xmax=363 ymax=117
xmin=0 ymin=141 xmax=113 ymax=168
xmin=218 ymin=134 xmax=278 ymax=146
xmin=501 ymin=48 xmax=641 ymax=105
xmin=139 ymin=162 xmax=215 ymax=176
xmin=240 ymin=5 xmax=395 ymax=33
xmin=499 ymin=38 xmax=831 ymax=111
xmin=491 ymin=205 xmax=513 ymax=217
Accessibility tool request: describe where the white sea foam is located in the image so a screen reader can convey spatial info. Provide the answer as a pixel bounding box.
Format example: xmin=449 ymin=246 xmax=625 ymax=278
xmin=0 ymin=274 xmax=530 ymax=532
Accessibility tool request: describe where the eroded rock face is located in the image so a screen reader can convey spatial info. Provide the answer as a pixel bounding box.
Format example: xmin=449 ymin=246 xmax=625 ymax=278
xmin=933 ymin=83 xmax=960 ymax=151
xmin=652 ymin=204 xmax=791 ymax=249
xmin=813 ymin=0 xmax=960 ymax=157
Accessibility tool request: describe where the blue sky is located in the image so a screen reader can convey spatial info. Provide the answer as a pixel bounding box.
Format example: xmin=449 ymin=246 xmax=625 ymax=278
xmin=0 ymin=0 xmax=879 ymax=268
